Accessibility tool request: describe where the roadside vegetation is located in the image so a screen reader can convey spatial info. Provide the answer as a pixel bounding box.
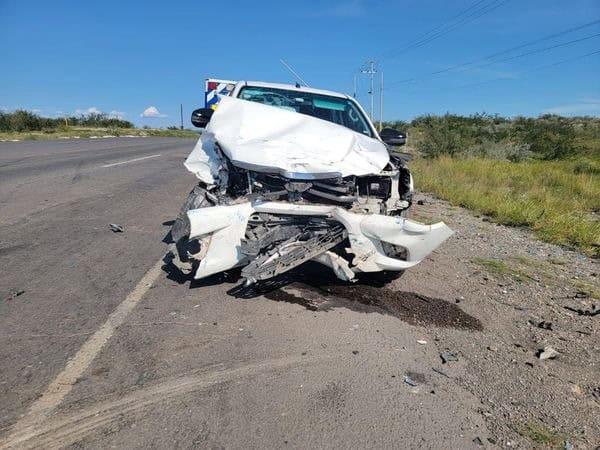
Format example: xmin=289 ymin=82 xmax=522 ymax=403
xmin=0 ymin=110 xmax=198 ymax=140
xmin=385 ymin=114 xmax=600 ymax=255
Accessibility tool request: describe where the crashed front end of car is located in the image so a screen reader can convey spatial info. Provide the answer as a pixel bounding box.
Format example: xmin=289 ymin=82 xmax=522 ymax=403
xmin=171 ymin=95 xmax=452 ymax=284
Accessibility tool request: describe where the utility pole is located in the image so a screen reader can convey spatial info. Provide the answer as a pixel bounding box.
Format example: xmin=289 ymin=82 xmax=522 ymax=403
xmin=379 ymin=71 xmax=384 ymax=131
xmin=361 ymin=60 xmax=377 ymax=121
xmin=180 ymin=104 xmax=183 ymax=130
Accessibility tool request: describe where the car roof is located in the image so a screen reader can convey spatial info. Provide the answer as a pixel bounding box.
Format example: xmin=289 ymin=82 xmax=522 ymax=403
xmin=238 ymin=81 xmax=351 ymax=100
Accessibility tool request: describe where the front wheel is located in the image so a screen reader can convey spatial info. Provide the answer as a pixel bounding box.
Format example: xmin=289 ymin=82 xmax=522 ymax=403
xmin=171 ymin=184 xmax=213 ymax=265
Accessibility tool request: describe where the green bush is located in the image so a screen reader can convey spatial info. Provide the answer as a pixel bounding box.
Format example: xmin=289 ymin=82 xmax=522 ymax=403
xmin=408 ymin=113 xmax=597 ymax=160
xmin=512 ymin=115 xmax=577 ymax=159
xmin=0 ymin=110 xmax=134 ymax=132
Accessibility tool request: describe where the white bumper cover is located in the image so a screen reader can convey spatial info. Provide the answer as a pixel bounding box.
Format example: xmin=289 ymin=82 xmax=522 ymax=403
xmin=187 ymin=201 xmax=453 ymax=280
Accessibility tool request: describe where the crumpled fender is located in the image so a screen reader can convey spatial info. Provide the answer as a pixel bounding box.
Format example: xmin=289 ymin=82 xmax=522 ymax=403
xmin=187 ymin=203 xmax=254 ymax=278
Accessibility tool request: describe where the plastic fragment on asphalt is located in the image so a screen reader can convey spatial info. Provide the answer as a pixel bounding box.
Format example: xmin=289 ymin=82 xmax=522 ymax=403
xmin=109 ymin=223 xmax=124 ymax=232
xmin=432 ymin=367 xmax=450 ymax=378
xmin=440 ymin=351 xmax=459 ymax=364
xmin=538 ymin=346 xmax=559 ymax=360
xmin=403 ymin=375 xmax=418 ymax=387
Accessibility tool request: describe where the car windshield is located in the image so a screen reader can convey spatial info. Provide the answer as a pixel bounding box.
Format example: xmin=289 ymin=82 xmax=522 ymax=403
xmin=238 ymin=86 xmax=373 ymax=137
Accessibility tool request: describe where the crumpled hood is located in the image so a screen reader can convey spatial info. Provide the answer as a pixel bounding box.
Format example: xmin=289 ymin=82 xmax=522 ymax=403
xmin=184 ymin=96 xmax=389 ymax=182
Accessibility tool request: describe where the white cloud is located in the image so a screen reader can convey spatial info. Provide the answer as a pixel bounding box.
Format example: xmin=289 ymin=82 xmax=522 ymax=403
xmin=543 ymin=98 xmax=600 ymax=116
xmin=108 ymin=110 xmax=125 ymax=119
xmin=140 ymin=106 xmax=167 ymax=118
xmin=72 ymin=107 xmax=126 ymax=119
xmin=75 ymin=106 xmax=102 ymax=115
xmin=32 ymin=108 xmax=42 ymax=113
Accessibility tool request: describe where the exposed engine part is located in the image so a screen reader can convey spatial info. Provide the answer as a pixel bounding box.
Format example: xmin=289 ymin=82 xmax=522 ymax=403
xmin=240 ymin=214 xmax=304 ymax=256
xmin=242 ymin=223 xmax=347 ymax=283
xmin=306 ymin=188 xmax=355 ymax=203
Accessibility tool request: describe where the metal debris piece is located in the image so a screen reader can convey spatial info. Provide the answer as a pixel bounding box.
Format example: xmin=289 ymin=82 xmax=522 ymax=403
xmin=440 ymin=351 xmax=458 ymax=364
xmin=4 ymin=289 xmax=25 ymax=302
xmin=538 ymin=346 xmax=559 ymax=360
xmin=564 ymin=304 xmax=599 ymax=317
xmin=109 ymin=223 xmax=124 ymax=232
xmin=432 ymin=367 xmax=450 ymax=378
xmin=529 ymin=318 xmax=553 ymax=330
xmin=403 ymin=375 xmax=418 ymax=387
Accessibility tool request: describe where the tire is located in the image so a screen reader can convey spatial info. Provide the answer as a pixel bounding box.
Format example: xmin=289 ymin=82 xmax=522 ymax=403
xmin=357 ymin=270 xmax=404 ymax=286
xmin=171 ymin=184 xmax=212 ymax=263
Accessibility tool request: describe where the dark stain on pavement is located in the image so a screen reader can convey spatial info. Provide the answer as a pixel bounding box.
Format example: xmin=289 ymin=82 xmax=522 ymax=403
xmin=229 ymin=262 xmax=482 ymax=331
xmin=265 ymin=282 xmax=482 ymax=330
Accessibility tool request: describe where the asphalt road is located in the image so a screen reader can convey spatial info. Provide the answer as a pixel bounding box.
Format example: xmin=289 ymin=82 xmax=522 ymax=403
xmin=0 ymin=138 xmax=489 ymax=449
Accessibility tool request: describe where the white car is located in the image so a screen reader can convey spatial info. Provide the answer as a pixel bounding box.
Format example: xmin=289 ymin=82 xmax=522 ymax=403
xmin=171 ymin=81 xmax=452 ymax=284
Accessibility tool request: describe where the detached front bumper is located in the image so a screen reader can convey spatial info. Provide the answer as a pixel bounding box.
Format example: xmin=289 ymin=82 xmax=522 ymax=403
xmin=186 ymin=201 xmax=453 ymax=280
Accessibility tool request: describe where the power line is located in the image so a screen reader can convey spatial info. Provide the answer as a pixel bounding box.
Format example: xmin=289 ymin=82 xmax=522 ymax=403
xmin=450 ymin=48 xmax=600 ymax=91
xmin=428 ymin=19 xmax=600 ymax=77
xmin=377 ymin=0 xmax=490 ymax=61
xmin=398 ymin=49 xmax=600 ymax=93
xmin=387 ymin=28 xmax=600 ymax=89
xmin=472 ymin=32 xmax=600 ymax=69
xmin=380 ymin=0 xmax=511 ymax=62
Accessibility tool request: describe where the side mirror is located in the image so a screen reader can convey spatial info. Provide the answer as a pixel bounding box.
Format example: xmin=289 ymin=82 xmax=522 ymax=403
xmin=191 ymin=108 xmax=214 ymax=128
xmin=380 ymin=127 xmax=406 ymax=146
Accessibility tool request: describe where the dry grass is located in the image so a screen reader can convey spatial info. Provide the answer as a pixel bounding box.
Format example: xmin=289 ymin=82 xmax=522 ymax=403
xmin=0 ymin=127 xmax=199 ymax=141
xmin=412 ymin=157 xmax=600 ymax=255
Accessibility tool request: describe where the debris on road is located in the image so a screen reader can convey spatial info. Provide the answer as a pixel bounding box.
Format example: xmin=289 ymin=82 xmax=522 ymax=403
xmin=109 ymin=223 xmax=124 ymax=232
xmin=432 ymin=367 xmax=450 ymax=378
xmin=4 ymin=288 xmax=25 ymax=302
xmin=537 ymin=346 xmax=559 ymax=360
xmin=528 ymin=318 xmax=553 ymax=330
xmin=440 ymin=351 xmax=458 ymax=363
xmin=564 ymin=304 xmax=599 ymax=317
xmin=417 ymin=339 xmax=428 ymax=345
xmin=403 ymin=375 xmax=418 ymax=387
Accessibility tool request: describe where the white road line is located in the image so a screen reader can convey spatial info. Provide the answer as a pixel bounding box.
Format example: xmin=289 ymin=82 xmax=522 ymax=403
xmin=101 ymin=154 xmax=161 ymax=168
xmin=0 ymin=255 xmax=167 ymax=449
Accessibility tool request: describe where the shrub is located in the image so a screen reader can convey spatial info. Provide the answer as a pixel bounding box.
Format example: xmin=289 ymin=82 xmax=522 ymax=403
xmin=418 ymin=114 xmax=471 ymax=158
xmin=573 ymin=158 xmax=600 ymax=175
xmin=512 ymin=115 xmax=577 ymax=159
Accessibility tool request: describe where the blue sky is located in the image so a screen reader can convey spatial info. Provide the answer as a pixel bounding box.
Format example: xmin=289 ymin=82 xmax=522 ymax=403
xmin=1 ymin=0 xmax=599 ymax=127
